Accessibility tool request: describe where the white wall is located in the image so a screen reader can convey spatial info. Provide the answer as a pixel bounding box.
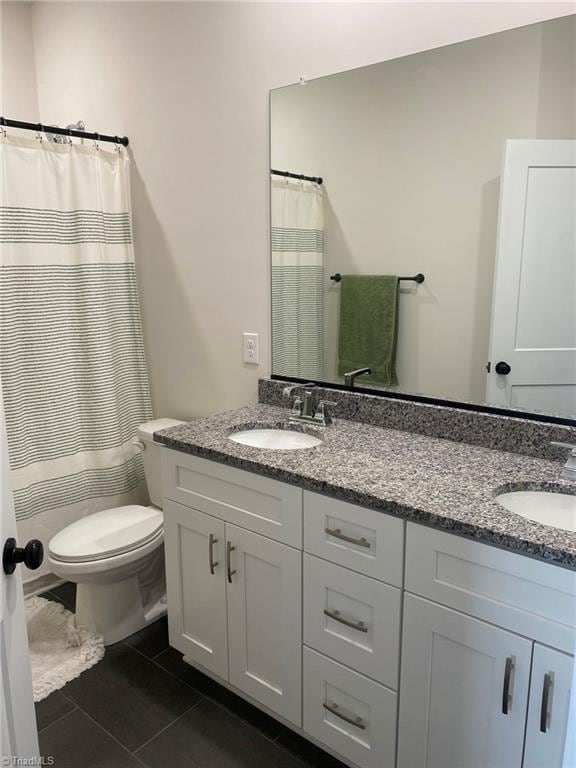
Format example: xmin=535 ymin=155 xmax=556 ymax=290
xmin=0 ymin=1 xmax=39 ymax=118
xmin=271 ymin=16 xmax=575 ymax=403
xmin=4 ymin=1 xmax=575 ymax=419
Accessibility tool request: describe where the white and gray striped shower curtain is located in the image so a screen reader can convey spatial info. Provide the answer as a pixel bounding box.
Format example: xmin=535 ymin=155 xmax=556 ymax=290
xmin=0 ymin=134 xmax=153 ymax=581
xmin=271 ymin=177 xmax=324 ymax=380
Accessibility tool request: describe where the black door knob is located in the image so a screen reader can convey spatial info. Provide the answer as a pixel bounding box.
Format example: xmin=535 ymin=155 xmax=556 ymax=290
xmin=495 ymin=361 xmax=511 ymax=376
xmin=3 ymin=538 xmax=44 ymax=575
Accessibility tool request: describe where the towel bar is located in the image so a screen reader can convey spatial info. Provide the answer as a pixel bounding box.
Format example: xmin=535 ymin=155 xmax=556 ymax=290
xmin=329 ymin=273 xmax=425 ymax=284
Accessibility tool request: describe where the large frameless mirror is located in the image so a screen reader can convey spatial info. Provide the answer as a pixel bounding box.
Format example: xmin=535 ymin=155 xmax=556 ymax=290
xmin=270 ymin=15 xmax=576 ymax=421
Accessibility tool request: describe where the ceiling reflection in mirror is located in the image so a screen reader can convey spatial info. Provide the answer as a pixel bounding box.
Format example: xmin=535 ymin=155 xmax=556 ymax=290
xmin=270 ymin=16 xmax=576 ymax=420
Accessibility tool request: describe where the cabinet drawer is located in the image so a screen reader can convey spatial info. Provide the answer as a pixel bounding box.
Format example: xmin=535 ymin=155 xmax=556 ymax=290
xmin=162 ymin=450 xmax=302 ymax=546
xmin=303 ymin=647 xmax=397 ymax=768
xmin=304 ymin=491 xmax=404 ymax=586
xmin=304 ymin=555 xmax=401 ymax=688
xmin=406 ymin=523 xmax=576 ymax=653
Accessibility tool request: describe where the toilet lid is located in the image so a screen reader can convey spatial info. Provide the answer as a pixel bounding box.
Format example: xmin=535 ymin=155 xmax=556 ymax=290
xmin=48 ymin=505 xmax=163 ymax=563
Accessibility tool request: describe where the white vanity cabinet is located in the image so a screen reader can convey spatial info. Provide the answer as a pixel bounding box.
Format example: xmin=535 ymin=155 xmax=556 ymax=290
xmin=162 ymin=451 xmax=303 ymax=726
xmin=398 ymin=594 xmax=532 ymax=768
xmin=399 ymin=523 xmax=575 ymax=768
xmin=163 ymin=449 xmax=575 ymax=768
xmin=164 ymin=499 xmax=302 ymax=724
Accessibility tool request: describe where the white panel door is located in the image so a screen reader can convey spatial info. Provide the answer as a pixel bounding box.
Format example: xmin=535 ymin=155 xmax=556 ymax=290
xmin=226 ymin=524 xmax=302 ymax=725
xmin=398 ymin=594 xmax=532 ymax=768
xmin=163 ymin=500 xmax=228 ymax=679
xmin=486 ymin=139 xmax=576 ymax=415
xmin=1 ymin=389 xmax=38 ymax=761
xmin=524 ymin=645 xmax=573 ymax=768
xmin=487 ymin=140 xmax=576 ymax=417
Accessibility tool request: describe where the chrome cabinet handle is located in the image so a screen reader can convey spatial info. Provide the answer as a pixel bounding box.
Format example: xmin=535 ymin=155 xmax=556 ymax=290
xmin=323 ymin=702 xmax=366 ymax=730
xmin=502 ymin=656 xmax=514 ymax=714
xmin=226 ymin=541 xmax=236 ymax=583
xmin=324 ymin=608 xmax=368 ymax=633
xmin=540 ymin=672 xmax=553 ymax=733
xmin=325 ymin=527 xmax=370 ymax=549
xmin=208 ymin=534 xmax=218 ymax=575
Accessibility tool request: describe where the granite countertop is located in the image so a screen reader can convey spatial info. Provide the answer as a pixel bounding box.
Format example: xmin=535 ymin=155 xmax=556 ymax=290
xmin=154 ymin=404 xmax=576 ymax=570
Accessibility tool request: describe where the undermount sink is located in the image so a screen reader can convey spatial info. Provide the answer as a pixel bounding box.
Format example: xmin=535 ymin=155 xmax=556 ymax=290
xmin=229 ymin=428 xmax=322 ymax=450
xmin=495 ymin=490 xmax=576 ymax=532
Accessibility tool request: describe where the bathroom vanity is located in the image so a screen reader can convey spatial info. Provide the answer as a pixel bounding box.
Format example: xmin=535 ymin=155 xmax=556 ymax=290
xmin=157 ymin=395 xmax=576 ymax=768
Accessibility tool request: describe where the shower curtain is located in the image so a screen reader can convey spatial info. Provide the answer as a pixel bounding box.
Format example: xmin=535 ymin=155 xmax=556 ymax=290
xmin=271 ymin=177 xmax=324 ymax=380
xmin=0 ymin=134 xmax=153 ymax=582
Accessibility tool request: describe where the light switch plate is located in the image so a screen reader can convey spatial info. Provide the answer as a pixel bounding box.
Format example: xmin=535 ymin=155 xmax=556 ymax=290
xmin=243 ymin=332 xmax=259 ymax=364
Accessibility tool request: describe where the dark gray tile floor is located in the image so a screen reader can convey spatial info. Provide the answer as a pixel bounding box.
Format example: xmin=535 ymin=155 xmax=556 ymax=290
xmin=37 ymin=584 xmax=346 ymax=768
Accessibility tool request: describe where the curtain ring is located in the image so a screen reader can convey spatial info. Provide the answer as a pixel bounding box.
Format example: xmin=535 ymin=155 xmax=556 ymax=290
xmin=67 ymin=127 xmax=73 ymax=145
xmin=36 ymin=123 xmax=44 ymax=143
xmin=93 ymin=132 xmax=100 ymax=151
xmin=114 ymin=135 xmax=121 ymax=153
xmin=0 ymin=116 xmax=6 ymax=139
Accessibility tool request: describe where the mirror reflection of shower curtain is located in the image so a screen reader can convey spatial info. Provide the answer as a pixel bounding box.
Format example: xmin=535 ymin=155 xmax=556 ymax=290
xmin=0 ymin=134 xmax=153 ymax=583
xmin=271 ymin=177 xmax=324 ymax=380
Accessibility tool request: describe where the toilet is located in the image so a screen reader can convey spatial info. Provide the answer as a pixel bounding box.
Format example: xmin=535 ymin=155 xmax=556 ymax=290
xmin=48 ymin=418 xmax=183 ymax=645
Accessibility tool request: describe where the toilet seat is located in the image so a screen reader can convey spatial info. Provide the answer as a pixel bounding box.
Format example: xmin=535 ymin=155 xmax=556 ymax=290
xmin=48 ymin=505 xmax=163 ymax=563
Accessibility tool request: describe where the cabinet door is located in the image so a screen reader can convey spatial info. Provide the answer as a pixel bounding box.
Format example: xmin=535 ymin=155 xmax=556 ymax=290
xmin=398 ymin=594 xmax=532 ymax=768
xmin=524 ymin=645 xmax=574 ymax=768
xmin=163 ymin=500 xmax=228 ymax=679
xmin=226 ymin=524 xmax=302 ymax=726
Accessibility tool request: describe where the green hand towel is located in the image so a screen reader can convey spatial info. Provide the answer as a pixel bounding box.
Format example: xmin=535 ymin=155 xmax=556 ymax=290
xmin=337 ymin=275 xmax=399 ymax=386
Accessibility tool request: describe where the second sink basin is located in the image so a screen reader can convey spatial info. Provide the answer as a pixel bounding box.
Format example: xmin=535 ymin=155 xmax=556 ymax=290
xmin=495 ymin=490 xmax=576 ymax=532
xmin=229 ymin=428 xmax=322 ymax=450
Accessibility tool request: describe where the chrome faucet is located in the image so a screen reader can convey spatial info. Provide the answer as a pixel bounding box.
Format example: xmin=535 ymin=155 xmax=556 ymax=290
xmin=282 ymin=384 xmax=336 ymax=426
xmin=344 ymin=368 xmax=372 ymax=387
xmin=551 ymin=442 xmax=576 ymax=482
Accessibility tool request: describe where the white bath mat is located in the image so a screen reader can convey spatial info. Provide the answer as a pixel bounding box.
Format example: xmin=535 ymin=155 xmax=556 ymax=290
xmin=26 ymin=596 xmax=105 ymax=702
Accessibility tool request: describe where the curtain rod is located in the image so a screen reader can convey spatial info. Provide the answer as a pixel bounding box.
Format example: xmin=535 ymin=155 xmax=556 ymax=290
xmin=0 ymin=117 xmax=129 ymax=147
xmin=271 ymin=169 xmax=323 ymax=185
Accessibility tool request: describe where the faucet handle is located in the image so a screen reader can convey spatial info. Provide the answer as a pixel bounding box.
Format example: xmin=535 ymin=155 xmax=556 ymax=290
xmin=283 ymin=382 xmax=316 ymax=398
xmin=290 ymin=396 xmax=302 ymax=415
xmin=551 ymin=441 xmax=576 ymax=453
xmin=316 ymin=400 xmax=337 ymax=425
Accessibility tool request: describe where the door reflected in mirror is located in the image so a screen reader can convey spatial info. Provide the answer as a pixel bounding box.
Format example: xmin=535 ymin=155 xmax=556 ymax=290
xmin=270 ymin=15 xmax=576 ymax=420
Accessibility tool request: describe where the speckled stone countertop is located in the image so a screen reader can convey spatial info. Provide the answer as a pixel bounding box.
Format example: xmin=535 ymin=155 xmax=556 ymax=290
xmin=155 ymin=404 xmax=576 ymax=570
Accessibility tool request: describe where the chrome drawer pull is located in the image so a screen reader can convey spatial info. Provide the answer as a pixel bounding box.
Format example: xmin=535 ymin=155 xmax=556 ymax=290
xmin=226 ymin=541 xmax=236 ymax=583
xmin=325 ymin=527 xmax=370 ymax=548
xmin=323 ymin=702 xmax=366 ymax=730
xmin=324 ymin=608 xmax=368 ymax=633
xmin=208 ymin=534 xmax=219 ymax=575
xmin=540 ymin=672 xmax=553 ymax=733
xmin=502 ymin=656 xmax=514 ymax=715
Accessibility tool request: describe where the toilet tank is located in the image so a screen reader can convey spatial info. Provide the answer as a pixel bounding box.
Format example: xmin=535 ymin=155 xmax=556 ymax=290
xmin=136 ymin=418 xmax=184 ymax=508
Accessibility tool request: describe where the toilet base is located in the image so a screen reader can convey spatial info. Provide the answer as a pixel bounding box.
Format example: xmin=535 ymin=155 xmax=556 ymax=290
xmin=75 ymin=577 xmax=166 ymax=645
